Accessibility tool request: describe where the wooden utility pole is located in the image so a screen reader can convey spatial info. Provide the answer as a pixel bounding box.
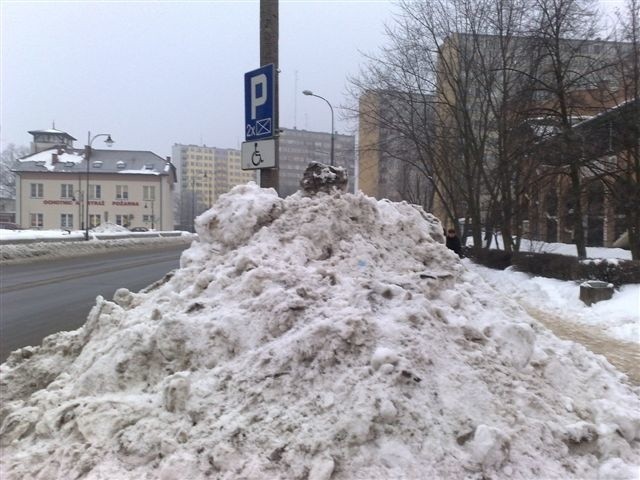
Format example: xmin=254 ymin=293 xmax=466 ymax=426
xmin=260 ymin=0 xmax=279 ymax=192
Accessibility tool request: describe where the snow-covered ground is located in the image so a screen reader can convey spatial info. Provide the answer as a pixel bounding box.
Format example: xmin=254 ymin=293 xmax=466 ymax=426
xmin=470 ymin=262 xmax=639 ymax=345
xmin=0 ymin=229 xmax=194 ymax=264
xmin=479 ymin=235 xmax=633 ymax=262
xmin=1 ymin=182 xmax=639 ymax=479
xmin=0 ymin=223 xmax=134 ymax=242
xmin=0 ymin=222 xmax=188 ymax=242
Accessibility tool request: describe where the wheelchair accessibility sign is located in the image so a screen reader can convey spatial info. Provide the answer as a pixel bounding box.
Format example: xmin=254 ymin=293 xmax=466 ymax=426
xmin=241 ymin=139 xmax=276 ymax=170
xmin=245 ymin=64 xmax=275 ymax=141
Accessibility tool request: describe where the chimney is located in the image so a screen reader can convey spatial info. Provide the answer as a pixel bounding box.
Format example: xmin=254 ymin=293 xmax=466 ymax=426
xmin=166 ymin=156 xmax=171 ymax=163
xmin=51 ymin=153 xmax=59 ymax=164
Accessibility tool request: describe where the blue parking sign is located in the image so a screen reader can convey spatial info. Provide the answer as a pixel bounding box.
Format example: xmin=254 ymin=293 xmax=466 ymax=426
xmin=245 ymin=64 xmax=275 ymax=141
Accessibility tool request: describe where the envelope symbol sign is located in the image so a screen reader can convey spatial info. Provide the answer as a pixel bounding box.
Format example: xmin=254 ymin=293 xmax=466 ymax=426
xmin=256 ymin=118 xmax=272 ymax=135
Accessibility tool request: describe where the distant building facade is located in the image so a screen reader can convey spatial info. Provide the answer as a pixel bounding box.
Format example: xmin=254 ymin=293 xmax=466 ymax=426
xmin=526 ymin=98 xmax=639 ymax=247
xmin=0 ymin=198 xmax=16 ymax=223
xmin=14 ymin=129 xmax=176 ymax=230
xmin=358 ymin=89 xmax=434 ymax=210
xmin=278 ymin=128 xmax=356 ymax=197
xmin=172 ymin=144 xmax=257 ymax=229
xmin=432 ymin=33 xmax=633 ymax=228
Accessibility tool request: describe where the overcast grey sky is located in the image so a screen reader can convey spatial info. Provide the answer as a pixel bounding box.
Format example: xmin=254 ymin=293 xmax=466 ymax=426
xmin=1 ymin=0 xmax=395 ymax=157
xmin=1 ymin=0 xmax=628 ymax=158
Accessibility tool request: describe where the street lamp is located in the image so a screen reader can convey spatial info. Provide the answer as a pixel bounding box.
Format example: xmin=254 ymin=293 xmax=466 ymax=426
xmin=204 ymin=172 xmax=212 ymax=207
xmin=144 ymin=200 xmax=155 ymax=229
xmin=85 ymin=131 xmax=114 ymax=240
xmin=191 ymin=177 xmax=196 ymax=233
xmin=303 ymin=89 xmax=335 ymax=166
xmin=72 ymin=190 xmax=84 ymax=232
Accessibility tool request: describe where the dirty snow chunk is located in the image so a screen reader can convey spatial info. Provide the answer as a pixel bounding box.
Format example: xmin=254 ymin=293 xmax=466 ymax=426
xmin=378 ymin=398 xmax=398 ymax=422
xmin=560 ymin=421 xmax=599 ymax=444
xmin=308 ymin=455 xmax=335 ymax=480
xmin=194 ymin=182 xmax=283 ymax=249
xmin=300 ymin=162 xmax=347 ymax=195
xmin=163 ymin=374 xmax=190 ymax=412
xmin=371 ymin=346 xmax=399 ymax=370
xmin=492 ymin=322 xmax=536 ymax=369
xmin=378 ymin=439 xmax=415 ymax=469
xmin=468 ymin=425 xmax=511 ymax=469
xmin=598 ymin=458 xmax=640 ymax=480
xmin=593 ymin=398 xmax=640 ymax=442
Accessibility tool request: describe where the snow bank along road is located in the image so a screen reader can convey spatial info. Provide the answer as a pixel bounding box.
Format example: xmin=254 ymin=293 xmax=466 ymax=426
xmin=0 ymin=233 xmax=193 ymax=264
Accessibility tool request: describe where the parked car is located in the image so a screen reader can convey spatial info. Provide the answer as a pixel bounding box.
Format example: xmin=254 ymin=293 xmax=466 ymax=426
xmin=0 ymin=222 xmax=22 ymax=230
xmin=129 ymin=226 xmax=149 ymax=232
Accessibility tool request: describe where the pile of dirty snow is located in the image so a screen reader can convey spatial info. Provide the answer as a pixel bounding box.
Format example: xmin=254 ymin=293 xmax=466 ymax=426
xmin=1 ymin=182 xmax=639 ymax=480
xmin=92 ymin=222 xmax=131 ymax=233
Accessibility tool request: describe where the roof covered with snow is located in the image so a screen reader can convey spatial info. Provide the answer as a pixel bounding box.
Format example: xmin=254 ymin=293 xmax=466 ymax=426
xmin=14 ymin=148 xmax=175 ymax=180
xmin=27 ymin=128 xmax=77 ymax=140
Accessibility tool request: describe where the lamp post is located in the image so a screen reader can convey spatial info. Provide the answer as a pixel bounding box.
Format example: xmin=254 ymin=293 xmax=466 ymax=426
xmin=302 ymin=89 xmax=334 ymax=166
xmin=204 ymin=172 xmax=212 ymax=207
xmin=72 ymin=190 xmax=84 ymax=232
xmin=191 ymin=177 xmax=196 ymax=233
xmin=145 ymin=200 xmax=155 ymax=229
xmin=85 ymin=131 xmax=114 ymax=240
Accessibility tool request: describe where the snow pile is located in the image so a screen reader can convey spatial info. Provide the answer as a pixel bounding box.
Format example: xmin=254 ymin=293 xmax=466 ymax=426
xmin=1 ymin=235 xmax=194 ymax=264
xmin=1 ymin=182 xmax=639 ymax=479
xmin=92 ymin=222 xmax=131 ymax=233
xmin=474 ymin=265 xmax=640 ymax=344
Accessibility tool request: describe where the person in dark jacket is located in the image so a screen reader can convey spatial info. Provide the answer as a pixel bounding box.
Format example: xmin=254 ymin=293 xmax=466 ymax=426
xmin=445 ymin=228 xmax=462 ymax=257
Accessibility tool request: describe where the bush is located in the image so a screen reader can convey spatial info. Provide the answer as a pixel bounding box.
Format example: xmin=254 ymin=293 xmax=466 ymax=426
xmin=464 ymin=247 xmax=512 ymax=270
xmin=467 ymin=248 xmax=640 ymax=286
xmin=511 ymin=252 xmax=578 ymax=281
xmin=577 ymin=259 xmax=640 ymax=286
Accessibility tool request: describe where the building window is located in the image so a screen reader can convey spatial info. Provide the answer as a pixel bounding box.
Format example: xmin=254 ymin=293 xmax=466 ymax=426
xmin=116 ymin=214 xmax=133 ymax=227
xmin=60 ymin=214 xmax=73 ymax=229
xmin=89 ymin=184 xmax=102 ymax=200
xmin=116 ymin=185 xmax=129 ymax=199
xmin=89 ymin=214 xmax=101 ymax=228
xmin=143 ymin=186 xmax=156 ymax=201
xmin=61 ymin=184 xmax=74 ymax=199
xmin=30 ymin=213 xmax=43 ymax=228
xmin=30 ymin=183 xmax=44 ymax=198
xmin=143 ymin=214 xmax=153 ymax=224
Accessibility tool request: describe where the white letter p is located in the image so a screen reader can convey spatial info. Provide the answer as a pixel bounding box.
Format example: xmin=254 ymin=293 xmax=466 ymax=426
xmin=251 ymin=74 xmax=268 ymax=120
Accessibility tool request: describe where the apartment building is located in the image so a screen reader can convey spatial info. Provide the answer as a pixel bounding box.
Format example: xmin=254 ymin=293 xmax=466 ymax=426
xmin=358 ymin=89 xmax=434 ymax=210
xmin=526 ymin=98 xmax=638 ymax=247
xmin=172 ymin=144 xmax=256 ymax=228
xmin=431 ymin=33 xmax=632 ymax=228
xmin=14 ymin=129 xmax=176 ymax=231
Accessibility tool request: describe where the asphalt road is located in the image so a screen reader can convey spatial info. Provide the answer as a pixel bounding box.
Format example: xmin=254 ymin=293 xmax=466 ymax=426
xmin=0 ymin=244 xmax=187 ymax=362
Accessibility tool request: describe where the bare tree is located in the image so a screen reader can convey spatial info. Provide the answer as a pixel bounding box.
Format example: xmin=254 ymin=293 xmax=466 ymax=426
xmin=0 ymin=144 xmax=29 ymax=198
xmin=349 ymin=0 xmax=503 ymax=249
xmin=351 ymin=0 xmax=627 ymax=258
xmin=469 ymin=0 xmax=546 ymax=252
xmin=355 ymin=1 xmax=547 ymax=251
xmin=526 ymin=0 xmax=607 ymax=258
xmin=582 ymin=0 xmax=640 ymax=259
xmin=618 ymin=0 xmax=640 ymax=259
